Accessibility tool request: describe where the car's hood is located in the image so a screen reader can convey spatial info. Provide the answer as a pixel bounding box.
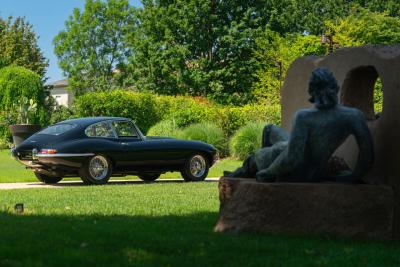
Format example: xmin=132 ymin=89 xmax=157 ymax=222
xmin=145 ymin=136 xmax=217 ymax=152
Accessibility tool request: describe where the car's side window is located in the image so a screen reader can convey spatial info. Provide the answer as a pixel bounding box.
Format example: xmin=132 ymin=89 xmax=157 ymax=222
xmin=85 ymin=122 xmax=115 ymax=138
xmin=112 ymin=121 xmax=138 ymax=138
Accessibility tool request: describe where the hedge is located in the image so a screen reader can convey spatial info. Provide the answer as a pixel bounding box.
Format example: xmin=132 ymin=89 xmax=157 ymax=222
xmin=74 ymin=90 xmax=281 ymax=137
xmin=146 ymin=119 xmax=181 ymax=138
xmin=75 ymin=90 xmax=162 ymax=134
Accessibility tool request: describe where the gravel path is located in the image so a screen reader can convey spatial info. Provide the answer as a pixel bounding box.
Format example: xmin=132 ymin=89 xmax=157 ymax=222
xmin=0 ymin=178 xmax=220 ymax=190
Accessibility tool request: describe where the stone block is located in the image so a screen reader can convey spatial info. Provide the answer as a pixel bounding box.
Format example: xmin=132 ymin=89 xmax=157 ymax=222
xmin=215 ymin=177 xmax=394 ymax=240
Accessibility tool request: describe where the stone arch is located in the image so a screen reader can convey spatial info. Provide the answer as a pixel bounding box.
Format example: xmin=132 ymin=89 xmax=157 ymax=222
xmin=340 ymin=65 xmax=381 ymax=121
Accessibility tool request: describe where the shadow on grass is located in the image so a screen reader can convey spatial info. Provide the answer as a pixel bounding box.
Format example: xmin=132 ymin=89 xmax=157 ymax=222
xmin=0 ymin=212 xmax=399 ymax=267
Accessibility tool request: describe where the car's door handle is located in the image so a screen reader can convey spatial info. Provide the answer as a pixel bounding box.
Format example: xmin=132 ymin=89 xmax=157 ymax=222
xmin=120 ymin=142 xmax=128 ymax=146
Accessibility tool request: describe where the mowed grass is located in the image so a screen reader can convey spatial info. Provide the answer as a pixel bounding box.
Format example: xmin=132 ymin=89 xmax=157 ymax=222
xmin=0 ymin=150 xmax=241 ymax=183
xmin=0 ymin=183 xmax=399 ymax=267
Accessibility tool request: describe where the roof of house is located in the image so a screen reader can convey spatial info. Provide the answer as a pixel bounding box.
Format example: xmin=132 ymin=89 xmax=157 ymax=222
xmin=48 ymin=79 xmax=68 ymax=88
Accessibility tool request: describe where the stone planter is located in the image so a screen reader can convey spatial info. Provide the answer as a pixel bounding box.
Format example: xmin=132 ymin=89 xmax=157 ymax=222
xmin=9 ymin=124 xmax=41 ymax=146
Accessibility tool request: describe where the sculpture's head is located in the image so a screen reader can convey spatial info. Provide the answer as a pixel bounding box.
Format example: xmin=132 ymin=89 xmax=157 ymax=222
xmin=308 ymin=68 xmax=339 ymax=109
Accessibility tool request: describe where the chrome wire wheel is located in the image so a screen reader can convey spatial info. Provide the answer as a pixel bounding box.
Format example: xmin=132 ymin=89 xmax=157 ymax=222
xmin=189 ymin=155 xmax=207 ymax=178
xmin=89 ymin=155 xmax=109 ymax=180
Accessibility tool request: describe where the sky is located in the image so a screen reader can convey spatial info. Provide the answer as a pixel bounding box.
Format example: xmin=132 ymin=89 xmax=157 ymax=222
xmin=0 ymin=0 xmax=142 ymax=83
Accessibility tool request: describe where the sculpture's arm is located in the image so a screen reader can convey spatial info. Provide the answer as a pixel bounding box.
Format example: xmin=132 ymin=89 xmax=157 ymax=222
xmin=351 ymin=111 xmax=374 ymax=180
xmin=257 ymin=112 xmax=308 ymax=180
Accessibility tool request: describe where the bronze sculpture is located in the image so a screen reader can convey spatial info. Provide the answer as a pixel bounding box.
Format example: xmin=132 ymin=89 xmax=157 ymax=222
xmin=226 ymin=68 xmax=374 ymax=183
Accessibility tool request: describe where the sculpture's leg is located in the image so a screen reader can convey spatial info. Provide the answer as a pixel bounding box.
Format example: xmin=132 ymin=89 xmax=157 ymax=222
xmin=224 ymin=155 xmax=258 ymax=178
xmin=262 ymin=125 xmax=290 ymax=148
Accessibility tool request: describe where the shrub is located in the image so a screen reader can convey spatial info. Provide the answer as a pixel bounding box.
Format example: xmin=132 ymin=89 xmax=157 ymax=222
xmin=0 ymin=66 xmax=46 ymax=110
xmin=0 ymin=138 xmax=11 ymax=149
xmin=75 ymin=90 xmax=161 ymax=134
xmin=146 ymin=119 xmax=181 ymax=138
xmin=210 ymin=104 xmax=281 ymax=137
xmin=179 ymin=122 xmax=227 ymax=156
xmin=156 ymin=95 xmax=212 ymax=128
xmin=230 ymin=122 xmax=265 ymax=160
xmin=0 ymin=66 xmax=47 ymax=123
xmin=155 ymin=94 xmax=281 ymax=138
xmin=0 ymin=66 xmax=48 ymax=142
xmin=74 ymin=90 xmax=281 ymax=143
xmin=49 ymin=105 xmax=76 ymax=124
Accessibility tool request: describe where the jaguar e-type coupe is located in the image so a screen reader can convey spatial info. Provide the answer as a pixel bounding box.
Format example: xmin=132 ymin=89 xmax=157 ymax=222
xmin=11 ymin=117 xmax=217 ymax=184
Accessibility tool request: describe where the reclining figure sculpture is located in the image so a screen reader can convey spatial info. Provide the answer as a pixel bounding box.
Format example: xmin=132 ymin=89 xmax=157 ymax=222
xmin=226 ymin=68 xmax=374 ymax=183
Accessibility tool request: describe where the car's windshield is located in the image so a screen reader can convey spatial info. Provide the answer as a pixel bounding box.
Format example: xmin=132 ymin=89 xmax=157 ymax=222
xmin=38 ymin=123 xmax=76 ymax=135
xmin=112 ymin=121 xmax=138 ymax=138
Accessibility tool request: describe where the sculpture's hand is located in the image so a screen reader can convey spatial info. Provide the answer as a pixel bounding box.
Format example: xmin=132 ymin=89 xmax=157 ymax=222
xmin=256 ymin=169 xmax=275 ymax=183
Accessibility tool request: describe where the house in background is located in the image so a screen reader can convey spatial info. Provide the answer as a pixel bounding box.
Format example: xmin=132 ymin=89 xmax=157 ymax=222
xmin=48 ymin=79 xmax=74 ymax=107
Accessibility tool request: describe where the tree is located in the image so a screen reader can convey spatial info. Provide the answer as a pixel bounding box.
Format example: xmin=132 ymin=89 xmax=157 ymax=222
xmin=55 ymin=0 xmax=400 ymax=103
xmin=0 ymin=16 xmax=48 ymax=78
xmin=252 ymin=30 xmax=326 ymax=104
xmin=54 ymin=0 xmax=135 ymax=95
xmin=252 ymin=7 xmax=400 ymax=106
xmin=325 ymin=7 xmax=400 ymax=113
xmin=325 ymin=7 xmax=400 ymax=47
xmin=127 ymin=0 xmax=270 ymax=105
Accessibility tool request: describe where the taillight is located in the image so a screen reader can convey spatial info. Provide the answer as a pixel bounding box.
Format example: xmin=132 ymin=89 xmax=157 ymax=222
xmin=40 ymin=149 xmax=57 ymax=154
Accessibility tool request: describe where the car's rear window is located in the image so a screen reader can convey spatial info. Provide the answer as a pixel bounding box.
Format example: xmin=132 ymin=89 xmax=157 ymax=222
xmin=38 ymin=124 xmax=76 ymax=135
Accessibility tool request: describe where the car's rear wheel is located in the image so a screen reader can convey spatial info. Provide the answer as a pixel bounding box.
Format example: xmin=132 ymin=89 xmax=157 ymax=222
xmin=180 ymin=154 xmax=209 ymax=182
xmin=79 ymin=155 xmax=112 ymax=185
xmin=138 ymin=173 xmax=161 ymax=182
xmin=34 ymin=172 xmax=63 ymax=184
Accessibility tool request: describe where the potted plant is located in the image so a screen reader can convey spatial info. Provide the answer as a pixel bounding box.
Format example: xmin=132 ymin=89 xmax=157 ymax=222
xmin=9 ymin=97 xmax=41 ymax=146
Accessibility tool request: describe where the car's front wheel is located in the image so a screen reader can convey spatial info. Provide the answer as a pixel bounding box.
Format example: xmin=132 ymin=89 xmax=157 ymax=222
xmin=79 ymin=155 xmax=112 ymax=185
xmin=138 ymin=173 xmax=161 ymax=182
xmin=34 ymin=173 xmax=63 ymax=184
xmin=180 ymin=154 xmax=209 ymax=182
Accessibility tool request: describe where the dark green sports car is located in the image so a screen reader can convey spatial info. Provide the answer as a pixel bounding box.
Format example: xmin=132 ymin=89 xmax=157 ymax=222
xmin=11 ymin=117 xmax=218 ymax=184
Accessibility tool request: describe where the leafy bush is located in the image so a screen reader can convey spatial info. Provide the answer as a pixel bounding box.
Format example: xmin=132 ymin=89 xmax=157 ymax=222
xmin=211 ymin=104 xmax=281 ymax=137
xmin=179 ymin=122 xmax=227 ymax=156
xmin=146 ymin=119 xmax=181 ymax=138
xmin=230 ymin=122 xmax=265 ymax=160
xmin=50 ymin=105 xmax=76 ymax=124
xmin=156 ymin=94 xmax=280 ymax=137
xmin=0 ymin=137 xmax=11 ymax=149
xmin=0 ymin=66 xmax=48 ymax=142
xmin=74 ymin=90 xmax=281 ymax=144
xmin=156 ymin=95 xmax=212 ymax=128
xmin=0 ymin=66 xmax=46 ymax=111
xmin=75 ymin=90 xmax=161 ymax=134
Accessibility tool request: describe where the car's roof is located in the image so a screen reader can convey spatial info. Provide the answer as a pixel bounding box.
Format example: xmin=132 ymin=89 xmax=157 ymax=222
xmin=57 ymin=117 xmax=131 ymax=127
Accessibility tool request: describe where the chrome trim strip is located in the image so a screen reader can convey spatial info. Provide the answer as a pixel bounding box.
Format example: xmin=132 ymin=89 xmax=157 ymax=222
xmin=37 ymin=153 xmax=95 ymax=158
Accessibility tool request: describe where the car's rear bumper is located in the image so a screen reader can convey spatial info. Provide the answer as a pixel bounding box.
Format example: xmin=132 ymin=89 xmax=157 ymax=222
xmin=12 ymin=148 xmax=93 ymax=170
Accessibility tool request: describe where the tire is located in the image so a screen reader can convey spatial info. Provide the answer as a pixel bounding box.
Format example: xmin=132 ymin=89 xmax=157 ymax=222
xmin=34 ymin=172 xmax=63 ymax=184
xmin=138 ymin=173 xmax=161 ymax=182
xmin=79 ymin=155 xmax=112 ymax=185
xmin=180 ymin=154 xmax=209 ymax=182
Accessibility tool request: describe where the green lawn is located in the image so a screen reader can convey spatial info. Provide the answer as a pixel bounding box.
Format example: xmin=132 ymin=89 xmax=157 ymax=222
xmin=0 ymin=150 xmax=241 ymax=183
xmin=0 ymin=183 xmax=399 ymax=267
